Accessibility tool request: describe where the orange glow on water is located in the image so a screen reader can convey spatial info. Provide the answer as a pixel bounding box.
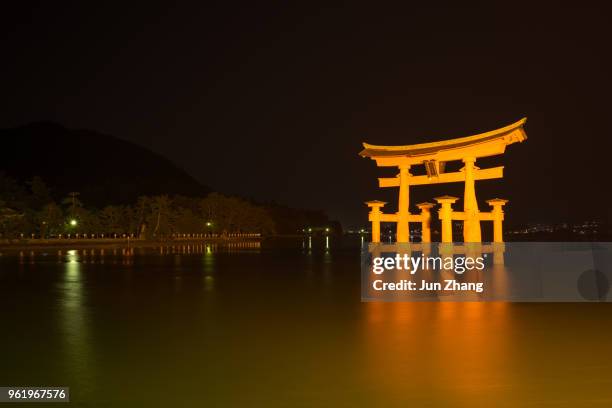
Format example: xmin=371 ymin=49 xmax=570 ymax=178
xmin=362 ymin=302 xmax=518 ymax=406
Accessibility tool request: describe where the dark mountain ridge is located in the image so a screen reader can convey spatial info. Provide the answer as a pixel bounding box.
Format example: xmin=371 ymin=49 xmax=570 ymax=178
xmin=1 ymin=122 xmax=210 ymax=206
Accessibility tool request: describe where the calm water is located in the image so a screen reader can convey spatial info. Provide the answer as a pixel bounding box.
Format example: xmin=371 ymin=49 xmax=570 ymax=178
xmin=2 ymin=237 xmax=612 ymax=407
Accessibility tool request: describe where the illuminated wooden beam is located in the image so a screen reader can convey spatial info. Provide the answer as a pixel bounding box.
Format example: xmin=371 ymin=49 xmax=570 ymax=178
xmin=412 ymin=166 xmax=504 ymax=186
xmin=372 ymin=142 xmax=509 ymax=167
xmin=478 ymin=213 xmax=495 ymax=221
xmin=378 ymin=177 xmax=401 ymax=187
xmin=379 ymin=213 xmax=398 ymax=222
xmin=450 ymin=212 xmax=467 ymax=221
xmin=360 ymin=118 xmax=527 ymax=167
xmin=378 ymin=166 xmax=503 ymax=188
xmin=407 ymin=214 xmax=426 ymax=222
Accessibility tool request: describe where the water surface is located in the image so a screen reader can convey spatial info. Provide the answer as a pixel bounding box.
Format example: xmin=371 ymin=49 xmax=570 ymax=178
xmin=1 ymin=238 xmax=612 ymax=407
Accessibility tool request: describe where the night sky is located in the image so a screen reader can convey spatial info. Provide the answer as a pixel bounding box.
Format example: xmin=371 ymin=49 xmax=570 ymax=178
xmin=2 ymin=3 xmax=611 ymax=227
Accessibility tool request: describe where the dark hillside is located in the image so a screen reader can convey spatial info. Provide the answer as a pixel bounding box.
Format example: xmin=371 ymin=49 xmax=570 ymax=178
xmin=0 ymin=122 xmax=210 ymax=205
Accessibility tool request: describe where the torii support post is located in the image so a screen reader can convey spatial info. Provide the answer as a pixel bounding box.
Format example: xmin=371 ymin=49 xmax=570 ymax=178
xmin=366 ymin=200 xmax=386 ymax=243
xmin=416 ymin=202 xmax=434 ymax=243
xmin=486 ymin=198 xmax=508 ymax=243
xmin=396 ymin=165 xmax=411 ymax=243
xmin=462 ymin=157 xmax=482 ymax=242
xmin=435 ymin=196 xmax=459 ymax=243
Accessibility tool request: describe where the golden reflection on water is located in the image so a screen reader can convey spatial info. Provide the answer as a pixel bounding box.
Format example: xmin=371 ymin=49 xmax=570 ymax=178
xmin=203 ymin=244 xmax=215 ymax=292
xmin=362 ymin=301 xmax=517 ymax=407
xmin=6 ymin=239 xmax=612 ymax=406
xmin=61 ymin=250 xmax=95 ymax=398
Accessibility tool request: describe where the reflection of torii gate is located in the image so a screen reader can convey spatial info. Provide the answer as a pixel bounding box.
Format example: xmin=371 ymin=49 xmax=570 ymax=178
xmin=360 ymin=118 xmax=527 ymax=243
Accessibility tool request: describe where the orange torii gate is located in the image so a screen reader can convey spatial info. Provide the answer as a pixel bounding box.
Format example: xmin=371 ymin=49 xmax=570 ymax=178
xmin=360 ymin=118 xmax=527 ymax=243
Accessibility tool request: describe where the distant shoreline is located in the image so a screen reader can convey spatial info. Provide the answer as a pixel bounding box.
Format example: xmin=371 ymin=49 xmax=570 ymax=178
xmin=0 ymin=236 xmax=264 ymax=251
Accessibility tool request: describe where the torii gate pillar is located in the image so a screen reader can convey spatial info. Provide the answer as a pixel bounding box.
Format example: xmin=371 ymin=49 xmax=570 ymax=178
xmin=435 ymin=196 xmax=459 ymax=243
xmin=416 ymin=202 xmax=434 ymax=243
xmin=462 ymin=157 xmax=482 ymax=242
xmin=366 ymin=200 xmax=386 ymax=243
xmin=486 ymin=198 xmax=508 ymax=243
xmin=396 ymin=165 xmax=411 ymax=242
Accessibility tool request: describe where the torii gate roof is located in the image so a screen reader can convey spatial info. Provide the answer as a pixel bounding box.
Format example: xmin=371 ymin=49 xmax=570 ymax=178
xmin=359 ymin=118 xmax=527 ymax=162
